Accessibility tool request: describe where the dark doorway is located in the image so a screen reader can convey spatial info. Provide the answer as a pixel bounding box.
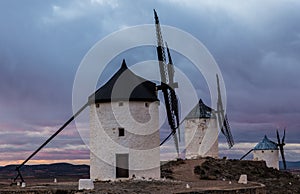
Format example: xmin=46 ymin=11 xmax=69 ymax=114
xmin=116 ymin=154 xmax=129 ymax=178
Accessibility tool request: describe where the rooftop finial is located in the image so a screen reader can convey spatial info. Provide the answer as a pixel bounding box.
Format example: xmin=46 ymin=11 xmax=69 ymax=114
xmin=121 ymin=59 xmax=127 ymax=69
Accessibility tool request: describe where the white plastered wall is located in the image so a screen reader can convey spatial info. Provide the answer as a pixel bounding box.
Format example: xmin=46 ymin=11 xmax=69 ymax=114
xmin=184 ymin=118 xmax=218 ymax=159
xmin=90 ymin=101 xmax=160 ymax=180
xmin=253 ymin=149 xmax=279 ymax=170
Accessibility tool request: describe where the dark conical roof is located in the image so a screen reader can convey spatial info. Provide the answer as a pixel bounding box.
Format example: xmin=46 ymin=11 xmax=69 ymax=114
xmin=254 ymin=135 xmax=278 ymax=150
xmin=185 ymin=99 xmax=216 ymax=119
xmin=88 ymin=59 xmax=158 ymax=104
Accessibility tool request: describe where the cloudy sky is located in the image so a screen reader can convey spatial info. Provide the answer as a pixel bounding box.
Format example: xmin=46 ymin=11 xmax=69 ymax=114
xmin=0 ymin=0 xmax=300 ymax=166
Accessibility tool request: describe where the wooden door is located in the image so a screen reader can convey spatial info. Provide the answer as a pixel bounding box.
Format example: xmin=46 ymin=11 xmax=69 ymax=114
xmin=116 ymin=154 xmax=129 ymax=178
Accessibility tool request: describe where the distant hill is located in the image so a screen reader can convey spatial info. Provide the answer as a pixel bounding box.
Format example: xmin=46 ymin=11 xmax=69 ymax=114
xmin=280 ymin=161 xmax=300 ymax=170
xmin=0 ymin=163 xmax=89 ymax=181
xmin=1 ymin=161 xmax=299 ymax=181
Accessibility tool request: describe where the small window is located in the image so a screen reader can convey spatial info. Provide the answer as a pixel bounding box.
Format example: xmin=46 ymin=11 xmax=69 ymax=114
xmin=119 ymin=102 xmax=123 ymax=106
xmin=262 ymin=150 xmax=264 ymax=153
xmin=96 ymin=104 xmax=100 ymax=108
xmin=145 ymin=102 xmax=149 ymax=107
xmin=271 ymin=150 xmax=274 ymax=153
xmin=118 ymin=128 xmax=125 ymax=137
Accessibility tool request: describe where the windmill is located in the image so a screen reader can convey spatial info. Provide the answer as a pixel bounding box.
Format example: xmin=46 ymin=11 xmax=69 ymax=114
xmin=216 ymin=74 xmax=234 ymax=148
xmin=277 ymin=129 xmax=287 ymax=170
xmin=240 ymin=129 xmax=286 ymax=170
xmin=183 ymin=75 xmax=233 ymax=159
xmin=153 ymin=9 xmax=181 ymax=156
xmin=13 ymin=10 xmax=181 ymax=183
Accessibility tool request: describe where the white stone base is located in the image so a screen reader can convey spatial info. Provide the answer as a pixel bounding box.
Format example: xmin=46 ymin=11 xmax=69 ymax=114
xmin=78 ymin=179 xmax=94 ymax=190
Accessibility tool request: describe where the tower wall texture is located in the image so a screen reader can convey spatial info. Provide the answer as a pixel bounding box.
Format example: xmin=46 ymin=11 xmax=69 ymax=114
xmin=253 ymin=149 xmax=279 ymax=170
xmin=90 ymin=101 xmax=160 ymax=180
xmin=184 ymin=118 xmax=218 ymax=159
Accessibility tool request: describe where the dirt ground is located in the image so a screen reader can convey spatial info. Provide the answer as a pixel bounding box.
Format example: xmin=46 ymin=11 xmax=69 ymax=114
xmin=3 ymin=157 xmax=296 ymax=193
xmin=0 ymin=158 xmax=264 ymax=194
xmin=0 ymin=179 xmax=264 ymax=194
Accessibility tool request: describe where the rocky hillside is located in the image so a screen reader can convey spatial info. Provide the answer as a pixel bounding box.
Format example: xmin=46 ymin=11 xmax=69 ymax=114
xmin=162 ymin=157 xmax=300 ymax=194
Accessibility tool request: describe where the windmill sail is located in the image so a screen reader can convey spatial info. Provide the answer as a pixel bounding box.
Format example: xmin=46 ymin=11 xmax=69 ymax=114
xmin=166 ymin=43 xmax=180 ymax=142
xmin=216 ymin=74 xmax=234 ymax=148
xmin=154 ymin=10 xmax=180 ymax=155
xmin=277 ymin=129 xmax=287 ymax=170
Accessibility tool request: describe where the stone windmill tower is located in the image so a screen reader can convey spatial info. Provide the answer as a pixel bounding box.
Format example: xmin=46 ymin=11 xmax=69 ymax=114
xmin=87 ymin=10 xmax=181 ymax=180
xmin=253 ymin=135 xmax=279 ymax=169
xmin=184 ymin=74 xmax=234 ymax=159
xmin=184 ymin=99 xmax=218 ymax=159
xmin=88 ymin=59 xmax=160 ymax=180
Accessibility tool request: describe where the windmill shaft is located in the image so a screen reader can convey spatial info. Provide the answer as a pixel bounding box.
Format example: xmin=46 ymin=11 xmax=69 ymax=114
xmin=14 ymin=102 xmax=88 ymax=181
xmin=240 ymin=149 xmax=254 ymax=160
